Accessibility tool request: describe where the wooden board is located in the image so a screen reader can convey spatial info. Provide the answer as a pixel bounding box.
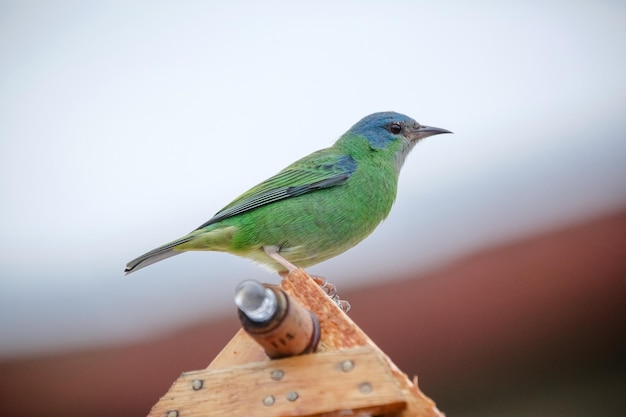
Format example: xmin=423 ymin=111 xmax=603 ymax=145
xmin=148 ymin=269 xmax=443 ymax=417
xmin=149 ymin=347 xmax=406 ymax=417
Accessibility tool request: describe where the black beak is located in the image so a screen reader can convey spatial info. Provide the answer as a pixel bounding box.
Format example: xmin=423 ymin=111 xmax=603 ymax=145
xmin=408 ymin=124 xmax=452 ymax=141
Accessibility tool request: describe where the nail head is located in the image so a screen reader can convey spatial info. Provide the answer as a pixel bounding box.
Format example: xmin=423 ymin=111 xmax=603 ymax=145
xmin=271 ymin=369 xmax=284 ymax=381
xmin=359 ymin=382 xmax=373 ymax=394
xmin=340 ymin=359 xmax=355 ymax=372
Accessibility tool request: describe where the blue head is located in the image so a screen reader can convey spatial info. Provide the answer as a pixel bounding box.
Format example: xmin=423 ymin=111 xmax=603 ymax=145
xmin=344 ymin=111 xmax=451 ymax=169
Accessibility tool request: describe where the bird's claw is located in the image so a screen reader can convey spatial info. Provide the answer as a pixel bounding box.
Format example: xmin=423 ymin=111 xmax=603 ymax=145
xmin=311 ymin=276 xmax=337 ymax=298
xmin=332 ymin=295 xmax=351 ymax=313
xmin=312 ymin=275 xmax=350 ymax=313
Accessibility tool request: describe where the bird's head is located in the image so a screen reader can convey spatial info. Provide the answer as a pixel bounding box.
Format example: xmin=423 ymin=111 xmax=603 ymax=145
xmin=344 ymin=111 xmax=451 ymax=170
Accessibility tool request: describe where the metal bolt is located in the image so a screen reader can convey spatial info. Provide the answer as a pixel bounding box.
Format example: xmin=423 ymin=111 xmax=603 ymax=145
xmin=359 ymin=382 xmax=373 ymax=394
xmin=340 ymin=359 xmax=355 ymax=372
xmin=286 ymin=391 xmax=299 ymax=401
xmin=270 ymin=369 xmax=284 ymax=381
xmin=166 ymin=411 xmax=179 ymax=417
xmin=191 ymin=379 xmax=203 ymax=390
xmin=263 ymin=395 xmax=275 ymax=406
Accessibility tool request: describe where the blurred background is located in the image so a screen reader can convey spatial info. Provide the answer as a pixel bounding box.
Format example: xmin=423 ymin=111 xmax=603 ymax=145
xmin=1 ymin=1 xmax=625 ymax=416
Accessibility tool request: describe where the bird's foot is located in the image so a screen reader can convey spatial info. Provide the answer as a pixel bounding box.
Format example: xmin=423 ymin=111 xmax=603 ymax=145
xmin=335 ymin=298 xmax=351 ymax=313
xmin=310 ymin=275 xmax=351 ymax=313
xmin=264 ymin=247 xmax=351 ymax=313
xmin=311 ymin=276 xmax=337 ymax=298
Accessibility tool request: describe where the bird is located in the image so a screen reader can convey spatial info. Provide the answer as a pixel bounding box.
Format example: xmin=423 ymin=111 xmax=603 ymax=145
xmin=125 ymin=112 xmax=451 ymax=275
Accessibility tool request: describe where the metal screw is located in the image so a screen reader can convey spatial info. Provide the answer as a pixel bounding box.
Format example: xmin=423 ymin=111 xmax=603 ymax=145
xmin=263 ymin=395 xmax=275 ymax=406
xmin=191 ymin=379 xmax=203 ymax=390
xmin=166 ymin=411 xmax=179 ymax=417
xmin=340 ymin=359 xmax=355 ymax=372
xmin=286 ymin=391 xmax=299 ymax=401
xmin=271 ymin=369 xmax=284 ymax=381
xmin=359 ymin=382 xmax=373 ymax=394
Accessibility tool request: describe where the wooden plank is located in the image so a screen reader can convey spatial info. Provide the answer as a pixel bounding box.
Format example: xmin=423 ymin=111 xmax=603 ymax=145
xmin=148 ymin=269 xmax=443 ymax=416
xmin=149 ymin=347 xmax=406 ymax=417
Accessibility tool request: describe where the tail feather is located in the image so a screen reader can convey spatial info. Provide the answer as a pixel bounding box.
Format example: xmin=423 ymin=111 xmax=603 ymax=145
xmin=125 ymin=235 xmax=195 ymax=274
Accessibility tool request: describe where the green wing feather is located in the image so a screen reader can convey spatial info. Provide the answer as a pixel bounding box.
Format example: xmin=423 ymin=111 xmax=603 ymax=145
xmin=195 ymin=151 xmax=357 ymax=229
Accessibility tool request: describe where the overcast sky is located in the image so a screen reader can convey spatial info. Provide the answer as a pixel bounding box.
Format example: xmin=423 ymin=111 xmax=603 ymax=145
xmin=1 ymin=1 xmax=625 ymax=358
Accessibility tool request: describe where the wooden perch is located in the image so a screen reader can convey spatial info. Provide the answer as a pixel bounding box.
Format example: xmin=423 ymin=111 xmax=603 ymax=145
xmin=148 ymin=269 xmax=443 ymax=417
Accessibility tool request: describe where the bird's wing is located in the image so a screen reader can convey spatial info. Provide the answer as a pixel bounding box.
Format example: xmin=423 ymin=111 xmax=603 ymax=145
xmin=195 ymin=151 xmax=357 ymax=229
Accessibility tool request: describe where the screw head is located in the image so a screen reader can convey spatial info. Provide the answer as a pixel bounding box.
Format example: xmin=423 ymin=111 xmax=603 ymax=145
xmin=359 ymin=382 xmax=373 ymax=394
xmin=286 ymin=391 xmax=299 ymax=401
xmin=263 ymin=395 xmax=275 ymax=406
xmin=270 ymin=369 xmax=284 ymax=381
xmin=340 ymin=359 xmax=355 ymax=372
xmin=191 ymin=379 xmax=203 ymax=390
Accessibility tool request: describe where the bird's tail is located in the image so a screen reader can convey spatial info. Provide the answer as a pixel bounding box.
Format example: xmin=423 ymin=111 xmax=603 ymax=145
xmin=125 ymin=235 xmax=195 ymax=274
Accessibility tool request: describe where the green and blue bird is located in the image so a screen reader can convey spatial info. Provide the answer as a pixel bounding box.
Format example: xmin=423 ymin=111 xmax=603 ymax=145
xmin=125 ymin=112 xmax=450 ymax=275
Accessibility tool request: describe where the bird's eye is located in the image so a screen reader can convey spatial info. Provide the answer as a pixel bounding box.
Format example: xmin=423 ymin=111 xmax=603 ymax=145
xmin=389 ymin=123 xmax=402 ymax=134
